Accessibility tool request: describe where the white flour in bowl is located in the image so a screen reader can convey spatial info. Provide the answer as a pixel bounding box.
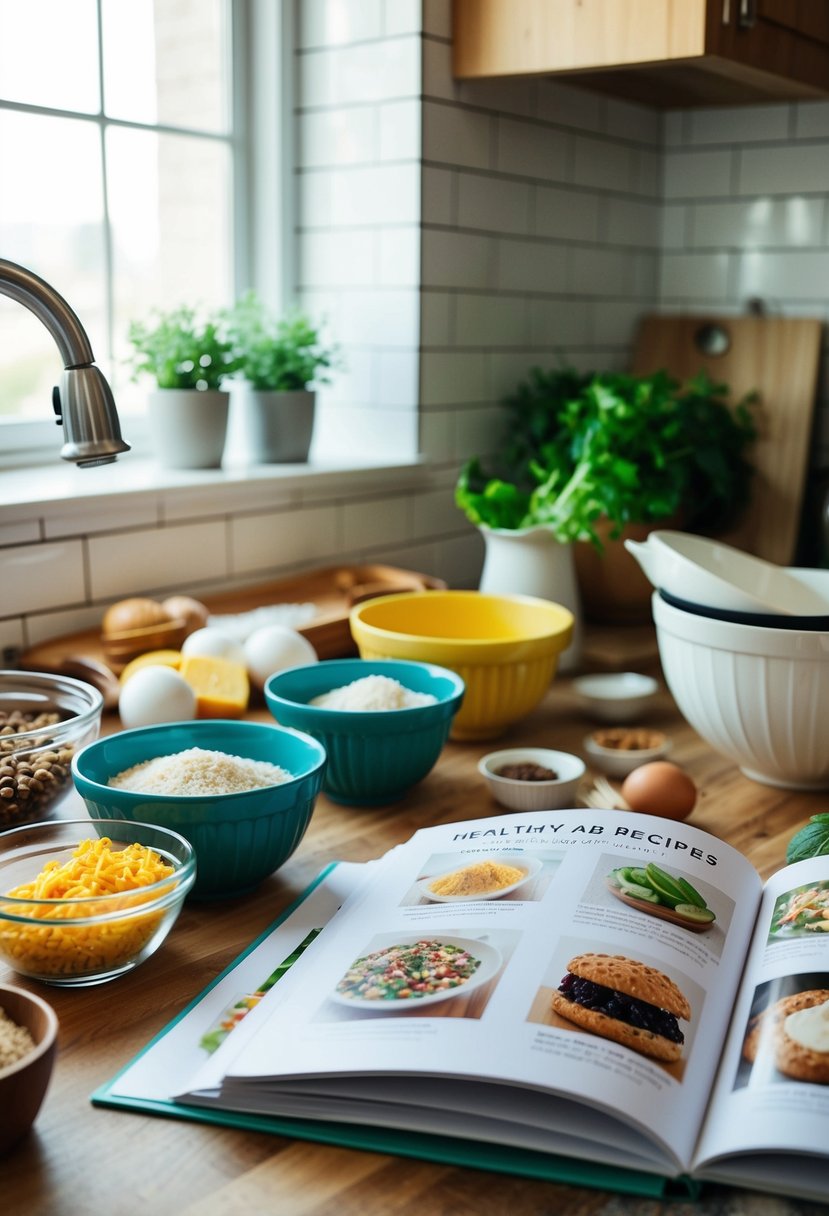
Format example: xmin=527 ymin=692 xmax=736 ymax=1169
xmin=310 ymin=675 xmax=437 ymax=711
xmin=109 ymin=747 xmax=293 ymax=795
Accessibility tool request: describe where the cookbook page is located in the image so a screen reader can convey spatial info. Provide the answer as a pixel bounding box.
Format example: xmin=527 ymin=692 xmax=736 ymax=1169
xmin=693 ymin=856 xmax=829 ymax=1190
xmin=183 ymin=809 xmax=760 ymax=1171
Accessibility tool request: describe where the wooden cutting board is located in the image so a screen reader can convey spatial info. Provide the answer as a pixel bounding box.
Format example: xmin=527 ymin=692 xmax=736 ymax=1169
xmin=632 ymin=314 xmax=822 ymax=565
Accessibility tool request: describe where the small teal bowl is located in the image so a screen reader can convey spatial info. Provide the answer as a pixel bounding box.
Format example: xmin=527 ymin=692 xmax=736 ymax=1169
xmin=71 ymin=720 xmax=326 ymax=899
xmin=264 ymin=659 xmax=465 ymax=806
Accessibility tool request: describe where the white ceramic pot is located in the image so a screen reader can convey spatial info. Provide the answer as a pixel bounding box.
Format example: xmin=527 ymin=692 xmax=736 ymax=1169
xmin=478 ymin=525 xmax=582 ymax=669
xmin=653 ymin=591 xmax=829 ymax=789
xmin=146 ymin=388 xmax=230 ymax=470
xmin=229 ymin=387 xmax=315 ymax=464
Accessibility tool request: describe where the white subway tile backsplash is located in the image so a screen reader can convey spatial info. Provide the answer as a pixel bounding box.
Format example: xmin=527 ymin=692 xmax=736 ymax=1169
xmin=379 ymin=98 xmax=422 ymax=160
xmin=570 ymin=246 xmax=634 ymax=296
xmin=603 ymin=96 xmax=662 ymax=147
xmin=334 ymin=288 xmax=420 ymax=346
xmin=572 ymin=134 xmax=636 ymax=193
xmin=328 ymin=164 xmax=420 ymax=226
xmin=688 ymin=104 xmax=790 ymax=145
xmin=422 ymin=34 xmax=457 ymax=103
xmin=663 ymin=149 xmax=732 ymax=198
xmin=690 ymin=198 xmax=825 ymax=249
xmin=418 ymin=405 xmax=455 ymax=462
xmin=420 ymin=351 xmax=489 ymax=406
xmin=536 ymin=80 xmax=603 ymax=134
xmin=457 ymin=171 xmax=531 ymax=235
xmin=300 ymin=38 xmax=420 ymax=109
xmin=421 ymin=229 xmax=494 ymax=289
xmin=605 ymin=197 xmax=661 ymax=248
xmin=421 ymin=165 xmax=455 ymax=225
xmin=342 ymin=493 xmax=411 ymax=549
xmin=24 ymin=604 xmax=102 ymax=647
xmin=299 ymin=230 xmax=376 ymax=288
xmin=660 ymin=251 xmax=731 ymax=301
xmin=529 ymin=297 xmax=592 ymax=349
xmin=453 ymin=402 xmax=503 ymax=461
xmin=432 ymin=530 xmax=483 ymax=590
xmin=535 ymin=184 xmax=600 ymax=242
xmin=495 ymin=237 xmax=568 ymax=293
xmin=383 ymin=0 xmax=422 ymax=37
xmin=375 ymin=350 xmax=420 ymax=407
xmin=458 ymin=77 xmax=537 ymax=120
xmin=423 ymin=101 xmax=493 ymax=169
xmin=411 ymin=485 xmax=461 ymax=539
xmin=422 ymin=0 xmax=452 ymax=39
xmin=739 ymin=144 xmax=829 ymax=196
xmin=455 ymin=293 xmax=529 ymax=347
xmin=661 ymin=203 xmax=688 ymax=249
xmin=420 ymin=289 xmax=454 ymax=346
xmin=298 ymin=108 xmax=377 ymax=167
xmin=497 ymin=117 xmax=570 ymax=182
xmin=87 ymin=521 xmax=228 ymax=600
xmin=795 ymin=101 xmax=829 ymax=140
xmin=0 ymin=540 xmax=86 ymax=616
xmin=591 ymin=300 xmax=647 ymax=349
xmin=0 ymin=617 xmax=24 ymax=656
xmin=42 ymin=497 xmax=159 ymax=539
xmin=377 ymin=226 xmax=421 ymax=286
xmin=734 ymin=250 xmax=829 ymax=303
xmin=230 ymin=504 xmax=341 ymax=575
xmin=298 ymin=0 xmax=383 ymax=49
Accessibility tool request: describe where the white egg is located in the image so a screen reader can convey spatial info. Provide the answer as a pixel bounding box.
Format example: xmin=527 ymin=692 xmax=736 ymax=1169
xmin=180 ymin=626 xmax=246 ymax=667
xmin=118 ymin=666 xmax=198 ymax=728
xmin=244 ymin=624 xmax=318 ymax=688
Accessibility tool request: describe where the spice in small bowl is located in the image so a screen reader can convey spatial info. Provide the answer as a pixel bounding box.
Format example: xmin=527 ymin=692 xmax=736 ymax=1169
xmin=583 ymin=727 xmax=671 ymax=777
xmin=479 ymin=748 xmax=585 ymax=812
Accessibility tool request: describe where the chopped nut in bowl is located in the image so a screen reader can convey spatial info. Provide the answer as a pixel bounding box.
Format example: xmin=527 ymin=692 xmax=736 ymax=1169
xmin=583 ymin=727 xmax=671 ymax=778
xmin=0 ymin=671 xmax=104 ymax=830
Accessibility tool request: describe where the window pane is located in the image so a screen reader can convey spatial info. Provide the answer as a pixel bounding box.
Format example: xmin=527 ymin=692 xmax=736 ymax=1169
xmin=108 ymin=125 xmax=233 ymax=382
xmin=0 ymin=111 xmax=105 ymax=421
xmin=102 ymin=0 xmax=230 ymax=133
xmin=0 ymin=0 xmax=100 ymax=114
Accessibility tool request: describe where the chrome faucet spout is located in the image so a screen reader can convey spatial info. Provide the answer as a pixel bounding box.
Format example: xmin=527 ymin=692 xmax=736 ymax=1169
xmin=0 ymin=258 xmax=130 ymax=466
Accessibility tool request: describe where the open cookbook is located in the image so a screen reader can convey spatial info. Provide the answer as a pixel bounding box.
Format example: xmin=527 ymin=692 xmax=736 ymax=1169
xmin=94 ymin=808 xmax=829 ymax=1203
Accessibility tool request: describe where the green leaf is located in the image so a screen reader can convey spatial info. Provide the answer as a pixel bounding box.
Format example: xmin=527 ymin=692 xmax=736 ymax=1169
xmin=786 ymin=815 xmax=829 ymax=864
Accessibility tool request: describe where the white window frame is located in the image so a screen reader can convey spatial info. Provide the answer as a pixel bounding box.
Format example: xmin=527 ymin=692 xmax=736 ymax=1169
xmin=0 ymin=0 xmax=293 ymax=469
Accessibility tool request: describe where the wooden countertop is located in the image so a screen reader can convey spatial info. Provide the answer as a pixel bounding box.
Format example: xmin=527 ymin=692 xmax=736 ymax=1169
xmin=3 ymin=667 xmax=825 ymax=1216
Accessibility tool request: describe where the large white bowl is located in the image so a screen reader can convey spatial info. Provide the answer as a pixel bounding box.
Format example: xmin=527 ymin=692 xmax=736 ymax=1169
xmin=626 ymin=531 xmax=829 ymax=617
xmin=652 ymin=593 xmax=829 ymax=790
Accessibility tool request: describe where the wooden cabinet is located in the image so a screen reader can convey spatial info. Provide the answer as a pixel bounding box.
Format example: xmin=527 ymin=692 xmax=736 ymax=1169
xmin=453 ymin=0 xmax=829 ymax=107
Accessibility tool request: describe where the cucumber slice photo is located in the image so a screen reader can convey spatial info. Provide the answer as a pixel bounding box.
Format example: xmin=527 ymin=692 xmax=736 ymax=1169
xmin=674 ymin=903 xmax=716 ymax=924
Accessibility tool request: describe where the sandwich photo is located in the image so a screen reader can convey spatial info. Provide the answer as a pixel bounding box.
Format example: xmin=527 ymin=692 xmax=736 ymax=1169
xmin=552 ymin=952 xmax=691 ymax=1062
xmin=743 ymin=988 xmax=829 ymax=1084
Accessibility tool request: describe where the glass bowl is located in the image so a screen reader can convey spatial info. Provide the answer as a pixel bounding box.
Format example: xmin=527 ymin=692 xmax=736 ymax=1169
xmin=0 ymin=818 xmax=195 ymax=986
xmin=0 ymin=670 xmax=104 ymax=831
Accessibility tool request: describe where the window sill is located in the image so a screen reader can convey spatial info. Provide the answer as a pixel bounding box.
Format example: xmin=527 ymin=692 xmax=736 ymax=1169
xmin=0 ymin=453 xmax=429 ymax=516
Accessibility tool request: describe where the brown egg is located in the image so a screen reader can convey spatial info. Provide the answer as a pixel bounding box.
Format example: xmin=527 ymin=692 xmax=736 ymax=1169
xmin=161 ymin=595 xmax=210 ymax=637
xmin=621 ymin=761 xmax=697 ymax=821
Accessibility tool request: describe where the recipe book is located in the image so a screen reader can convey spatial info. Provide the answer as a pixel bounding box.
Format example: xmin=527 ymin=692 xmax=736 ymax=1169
xmin=94 ymin=808 xmax=829 ymax=1204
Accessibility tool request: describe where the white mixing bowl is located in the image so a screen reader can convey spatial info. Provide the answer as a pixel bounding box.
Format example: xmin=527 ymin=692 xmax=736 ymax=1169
xmin=652 ymin=592 xmax=829 ymax=790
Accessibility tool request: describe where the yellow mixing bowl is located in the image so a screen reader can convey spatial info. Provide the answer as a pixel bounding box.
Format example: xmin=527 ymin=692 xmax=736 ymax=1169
xmin=349 ymin=590 xmax=574 ymax=740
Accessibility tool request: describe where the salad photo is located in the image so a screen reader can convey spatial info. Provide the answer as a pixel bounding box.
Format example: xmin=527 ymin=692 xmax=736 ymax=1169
xmin=330 ymin=935 xmax=503 ymax=1012
xmin=770 ymin=882 xmax=829 ymax=937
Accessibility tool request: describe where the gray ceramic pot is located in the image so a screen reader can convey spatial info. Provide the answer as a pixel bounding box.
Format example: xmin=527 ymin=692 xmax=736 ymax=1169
xmin=146 ymin=388 xmax=230 ymax=469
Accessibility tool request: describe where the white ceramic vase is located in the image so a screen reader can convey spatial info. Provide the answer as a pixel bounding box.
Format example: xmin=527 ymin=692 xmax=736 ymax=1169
xmin=146 ymin=388 xmax=230 ymax=470
xmin=478 ymin=524 xmax=583 ymax=669
xmin=227 ymin=386 xmax=315 ymax=464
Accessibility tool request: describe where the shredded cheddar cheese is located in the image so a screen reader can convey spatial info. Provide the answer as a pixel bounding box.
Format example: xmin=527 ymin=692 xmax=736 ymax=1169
xmin=0 ymin=837 xmax=178 ymax=978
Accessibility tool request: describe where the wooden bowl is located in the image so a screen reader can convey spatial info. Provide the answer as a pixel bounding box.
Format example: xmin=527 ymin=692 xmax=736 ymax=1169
xmin=0 ymin=983 xmax=59 ymax=1152
xmin=100 ymin=617 xmax=189 ymax=669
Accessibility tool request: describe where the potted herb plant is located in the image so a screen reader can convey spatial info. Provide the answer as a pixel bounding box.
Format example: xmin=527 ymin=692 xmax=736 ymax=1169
xmin=456 ymin=367 xmax=757 ymax=625
xmin=127 ymin=305 xmax=240 ymax=470
xmin=224 ymin=292 xmax=340 ymax=463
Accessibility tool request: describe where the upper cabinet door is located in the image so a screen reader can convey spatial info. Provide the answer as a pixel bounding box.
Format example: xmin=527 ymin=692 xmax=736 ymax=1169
xmin=453 ymin=0 xmax=829 ymax=107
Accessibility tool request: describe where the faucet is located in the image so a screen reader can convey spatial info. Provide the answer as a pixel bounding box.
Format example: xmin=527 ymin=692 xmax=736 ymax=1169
xmin=0 ymin=258 xmax=130 ymax=467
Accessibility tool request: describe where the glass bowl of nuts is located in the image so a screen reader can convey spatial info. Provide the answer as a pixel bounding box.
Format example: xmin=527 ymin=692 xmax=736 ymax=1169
xmin=0 ymin=671 xmax=104 ymax=831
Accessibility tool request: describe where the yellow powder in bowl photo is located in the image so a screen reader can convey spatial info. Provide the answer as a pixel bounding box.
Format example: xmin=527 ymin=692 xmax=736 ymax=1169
xmin=429 ymin=860 xmax=526 ymax=898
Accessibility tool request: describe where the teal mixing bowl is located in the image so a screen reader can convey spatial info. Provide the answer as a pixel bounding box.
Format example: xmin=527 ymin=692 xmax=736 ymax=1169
xmin=264 ymin=658 xmax=465 ymax=806
xmin=71 ymin=720 xmax=326 ymax=899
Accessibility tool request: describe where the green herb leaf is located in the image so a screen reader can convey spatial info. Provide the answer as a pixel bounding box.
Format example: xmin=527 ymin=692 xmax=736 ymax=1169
xmin=786 ymin=814 xmax=829 ymax=864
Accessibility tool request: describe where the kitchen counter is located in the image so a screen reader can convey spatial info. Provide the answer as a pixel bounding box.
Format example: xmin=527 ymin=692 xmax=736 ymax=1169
xmin=3 ymin=669 xmax=827 ymax=1216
